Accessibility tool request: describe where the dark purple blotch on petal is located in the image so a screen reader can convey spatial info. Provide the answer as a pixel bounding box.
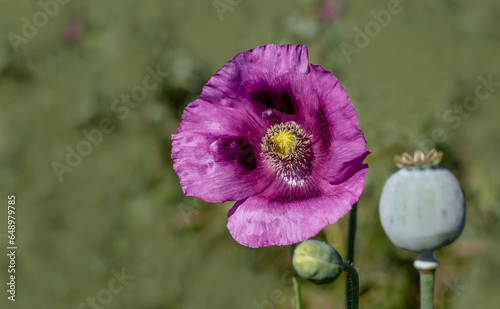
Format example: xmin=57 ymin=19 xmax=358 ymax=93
xmin=318 ymin=110 xmax=331 ymax=151
xmin=237 ymin=138 xmax=257 ymax=172
xmin=213 ymin=137 xmax=257 ymax=172
xmin=250 ymin=84 xmax=296 ymax=115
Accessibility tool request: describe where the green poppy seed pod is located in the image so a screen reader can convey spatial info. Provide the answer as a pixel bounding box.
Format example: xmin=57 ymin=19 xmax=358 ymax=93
xmin=292 ymin=240 xmax=344 ymax=284
xmin=379 ymin=150 xmax=466 ymax=253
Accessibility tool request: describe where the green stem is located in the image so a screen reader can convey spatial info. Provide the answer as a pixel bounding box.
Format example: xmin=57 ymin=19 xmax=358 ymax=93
xmin=346 ymin=203 xmax=357 ymax=309
xmin=291 ymin=244 xmax=302 ymax=309
xmin=347 ymin=203 xmax=357 ymax=262
xmin=414 ymin=251 xmax=438 ymax=309
xmin=292 ymin=268 xmax=302 ymax=309
xmin=419 ymin=270 xmax=435 ymax=309
xmin=343 ymin=263 xmax=359 ymax=309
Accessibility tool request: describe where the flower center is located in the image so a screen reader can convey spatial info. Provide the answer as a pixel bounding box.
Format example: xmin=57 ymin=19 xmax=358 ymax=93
xmin=270 ymin=128 xmax=297 ymax=156
xmin=261 ymin=122 xmax=314 ymax=186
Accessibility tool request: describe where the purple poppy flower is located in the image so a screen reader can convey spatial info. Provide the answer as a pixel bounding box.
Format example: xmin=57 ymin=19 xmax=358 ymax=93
xmin=172 ymin=44 xmax=368 ymax=248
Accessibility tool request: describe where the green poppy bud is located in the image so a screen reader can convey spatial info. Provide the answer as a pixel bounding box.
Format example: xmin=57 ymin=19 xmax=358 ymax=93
xmin=292 ymin=240 xmax=344 ymax=284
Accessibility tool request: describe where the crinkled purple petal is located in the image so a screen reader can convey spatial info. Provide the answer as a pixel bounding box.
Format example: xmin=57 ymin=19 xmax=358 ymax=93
xmin=200 ymin=44 xmax=311 ymax=123
xmin=176 ymin=99 xmax=268 ymax=138
xmin=172 ymin=99 xmax=274 ymax=203
xmin=305 ymin=65 xmax=369 ymax=183
xmin=227 ymin=167 xmax=367 ymax=248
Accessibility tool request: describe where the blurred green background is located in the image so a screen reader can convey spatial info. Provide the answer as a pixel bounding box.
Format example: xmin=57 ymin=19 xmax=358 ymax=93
xmin=1 ymin=0 xmax=499 ymax=308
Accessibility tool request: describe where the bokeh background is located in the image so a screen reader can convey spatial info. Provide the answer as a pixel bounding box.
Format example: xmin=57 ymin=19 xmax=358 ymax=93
xmin=1 ymin=0 xmax=499 ymax=308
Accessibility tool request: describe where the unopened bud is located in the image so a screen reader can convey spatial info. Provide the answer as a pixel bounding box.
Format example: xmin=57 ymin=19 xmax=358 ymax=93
xmin=292 ymin=240 xmax=344 ymax=284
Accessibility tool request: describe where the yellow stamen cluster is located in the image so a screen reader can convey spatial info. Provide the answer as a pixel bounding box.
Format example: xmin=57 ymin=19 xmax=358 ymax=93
xmin=270 ymin=128 xmax=297 ymax=156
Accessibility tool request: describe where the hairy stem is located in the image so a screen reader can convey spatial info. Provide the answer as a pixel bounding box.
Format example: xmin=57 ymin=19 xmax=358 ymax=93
xmin=346 ymin=203 xmax=357 ymax=308
xmin=343 ymin=263 xmax=359 ymax=309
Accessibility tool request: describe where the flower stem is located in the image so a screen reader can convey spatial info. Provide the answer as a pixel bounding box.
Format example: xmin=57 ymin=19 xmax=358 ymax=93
xmin=418 ymin=270 xmax=435 ymax=309
xmin=343 ymin=263 xmax=359 ymax=309
xmin=346 ymin=203 xmax=357 ymax=309
xmin=292 ymin=269 xmax=302 ymax=309
xmin=347 ymin=203 xmax=357 ymax=262
xmin=413 ymin=251 xmax=439 ymax=309
xmin=291 ymin=244 xmax=302 ymax=309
